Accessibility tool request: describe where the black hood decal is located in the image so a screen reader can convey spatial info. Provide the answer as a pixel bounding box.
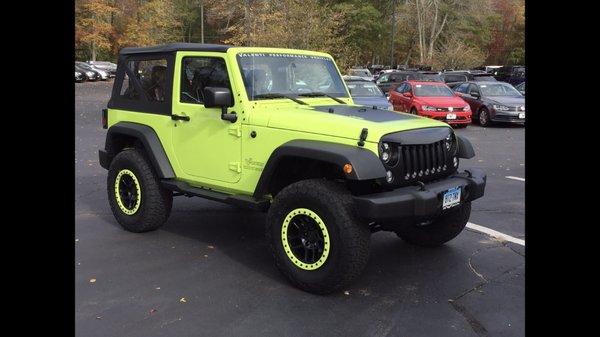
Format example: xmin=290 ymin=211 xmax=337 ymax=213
xmin=311 ymin=105 xmax=419 ymax=122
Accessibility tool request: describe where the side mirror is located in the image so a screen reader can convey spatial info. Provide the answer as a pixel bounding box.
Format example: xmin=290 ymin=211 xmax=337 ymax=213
xmin=203 ymin=87 xmax=237 ymax=123
xmin=454 ymin=92 xmax=462 ymax=97
xmin=469 ymin=91 xmax=480 ymax=98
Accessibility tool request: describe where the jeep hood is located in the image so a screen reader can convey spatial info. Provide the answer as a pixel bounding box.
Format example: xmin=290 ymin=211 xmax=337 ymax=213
xmin=263 ymin=103 xmax=450 ymax=143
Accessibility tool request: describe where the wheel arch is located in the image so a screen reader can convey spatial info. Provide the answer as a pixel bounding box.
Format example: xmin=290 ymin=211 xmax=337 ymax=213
xmin=253 ymin=140 xmax=387 ymax=198
xmin=100 ymin=122 xmax=175 ymax=179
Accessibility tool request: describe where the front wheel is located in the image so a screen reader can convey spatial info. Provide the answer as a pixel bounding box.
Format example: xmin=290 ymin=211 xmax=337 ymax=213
xmin=479 ymin=108 xmax=491 ymax=127
xmin=395 ymin=202 xmax=471 ymax=247
xmin=266 ymin=179 xmax=370 ymax=294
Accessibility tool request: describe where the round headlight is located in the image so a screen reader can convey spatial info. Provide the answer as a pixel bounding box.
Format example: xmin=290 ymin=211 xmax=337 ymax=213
xmin=380 ymin=143 xmax=391 ymax=163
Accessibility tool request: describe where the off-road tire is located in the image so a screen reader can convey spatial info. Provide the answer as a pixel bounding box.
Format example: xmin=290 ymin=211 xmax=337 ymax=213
xmin=478 ymin=108 xmax=491 ymax=127
xmin=107 ymin=148 xmax=173 ymax=232
xmin=395 ymin=202 xmax=471 ymax=247
xmin=266 ymin=179 xmax=371 ymax=294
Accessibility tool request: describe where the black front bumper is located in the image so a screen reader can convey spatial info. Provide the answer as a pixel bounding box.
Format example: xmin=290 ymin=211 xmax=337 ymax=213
xmin=353 ymin=168 xmax=486 ymax=222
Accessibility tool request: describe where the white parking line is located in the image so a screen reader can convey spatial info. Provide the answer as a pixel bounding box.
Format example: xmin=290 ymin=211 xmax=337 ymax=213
xmin=505 ymin=176 xmax=525 ymax=182
xmin=466 ymin=222 xmax=525 ymax=246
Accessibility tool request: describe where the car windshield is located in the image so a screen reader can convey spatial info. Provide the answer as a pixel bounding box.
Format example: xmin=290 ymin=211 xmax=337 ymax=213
xmin=413 ymin=84 xmax=454 ymax=97
xmin=350 ymin=69 xmax=371 ymax=77
xmin=479 ymin=83 xmax=522 ymax=96
xmin=346 ymin=81 xmax=383 ymax=97
xmin=237 ymin=53 xmax=348 ymax=100
xmin=418 ymin=73 xmax=442 ymax=81
xmin=473 ymin=76 xmax=496 ymax=81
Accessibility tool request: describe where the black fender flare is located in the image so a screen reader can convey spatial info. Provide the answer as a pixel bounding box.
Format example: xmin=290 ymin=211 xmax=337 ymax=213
xmin=100 ymin=122 xmax=175 ymax=178
xmin=456 ymin=135 xmax=475 ymax=159
xmin=253 ymin=139 xmax=386 ymax=198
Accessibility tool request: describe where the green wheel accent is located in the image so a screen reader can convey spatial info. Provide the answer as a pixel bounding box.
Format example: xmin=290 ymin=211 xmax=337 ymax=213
xmin=281 ymin=208 xmax=330 ymax=270
xmin=114 ymin=169 xmax=142 ymax=215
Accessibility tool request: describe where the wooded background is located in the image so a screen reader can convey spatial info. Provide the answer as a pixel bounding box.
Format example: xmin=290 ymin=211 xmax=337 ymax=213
xmin=75 ymin=0 xmax=524 ymax=70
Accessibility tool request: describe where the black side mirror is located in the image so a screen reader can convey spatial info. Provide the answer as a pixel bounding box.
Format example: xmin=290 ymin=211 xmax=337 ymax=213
xmin=469 ymin=91 xmax=480 ymax=98
xmin=203 ymin=87 xmax=237 ymax=123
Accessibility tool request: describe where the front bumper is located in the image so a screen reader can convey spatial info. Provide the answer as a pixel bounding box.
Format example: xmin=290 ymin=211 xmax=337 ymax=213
xmin=491 ymin=111 xmax=525 ymax=123
xmin=353 ymin=168 xmax=486 ymax=222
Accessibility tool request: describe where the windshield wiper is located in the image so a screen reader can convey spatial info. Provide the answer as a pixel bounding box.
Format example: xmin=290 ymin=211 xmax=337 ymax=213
xmin=298 ymin=92 xmax=347 ymax=104
xmin=253 ymin=93 xmax=307 ymax=105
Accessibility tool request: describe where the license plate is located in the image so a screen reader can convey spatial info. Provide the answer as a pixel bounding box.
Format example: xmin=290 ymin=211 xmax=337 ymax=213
xmin=518 ymin=113 xmax=525 ymax=119
xmin=442 ymin=187 xmax=461 ymax=209
xmin=446 ymin=113 xmax=457 ymax=120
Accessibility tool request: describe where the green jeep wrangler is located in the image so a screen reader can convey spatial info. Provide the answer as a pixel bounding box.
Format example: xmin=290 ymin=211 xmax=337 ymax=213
xmin=99 ymin=43 xmax=486 ymax=294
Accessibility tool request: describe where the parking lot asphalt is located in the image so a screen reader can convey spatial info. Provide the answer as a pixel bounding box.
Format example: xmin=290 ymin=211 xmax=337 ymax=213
xmin=76 ymin=80 xmax=524 ymax=337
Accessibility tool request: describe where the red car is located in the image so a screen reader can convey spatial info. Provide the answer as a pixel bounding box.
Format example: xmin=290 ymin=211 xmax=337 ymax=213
xmin=388 ymin=80 xmax=472 ymax=127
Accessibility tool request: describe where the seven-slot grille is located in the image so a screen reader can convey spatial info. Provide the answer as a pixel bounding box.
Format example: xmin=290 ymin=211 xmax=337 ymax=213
xmin=385 ymin=139 xmax=457 ymax=186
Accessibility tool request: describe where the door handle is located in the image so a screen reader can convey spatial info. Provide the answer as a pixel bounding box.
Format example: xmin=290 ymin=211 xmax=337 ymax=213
xmin=171 ymin=114 xmax=190 ymax=122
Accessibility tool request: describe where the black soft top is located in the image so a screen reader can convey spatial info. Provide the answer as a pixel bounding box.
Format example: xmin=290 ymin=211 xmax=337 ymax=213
xmin=120 ymin=43 xmax=231 ymax=55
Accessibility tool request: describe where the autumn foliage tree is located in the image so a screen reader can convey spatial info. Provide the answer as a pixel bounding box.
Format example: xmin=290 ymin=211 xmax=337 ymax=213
xmin=74 ymin=0 xmax=525 ymax=68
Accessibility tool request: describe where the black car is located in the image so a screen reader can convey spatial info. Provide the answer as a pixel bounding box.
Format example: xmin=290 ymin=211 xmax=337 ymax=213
xmin=375 ymin=70 xmax=442 ymax=96
xmin=441 ymin=71 xmax=497 ymax=88
xmin=453 ymin=81 xmax=525 ymax=126
xmin=75 ymin=64 xmax=101 ymax=81
xmin=75 ymin=67 xmax=85 ymax=82
xmin=494 ymin=66 xmax=525 ymax=85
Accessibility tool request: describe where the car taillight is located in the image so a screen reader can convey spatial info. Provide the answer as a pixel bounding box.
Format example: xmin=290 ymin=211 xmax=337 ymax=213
xmin=102 ymin=108 xmax=108 ymax=129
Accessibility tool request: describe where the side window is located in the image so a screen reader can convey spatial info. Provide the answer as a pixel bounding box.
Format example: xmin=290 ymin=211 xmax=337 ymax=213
xmin=378 ymin=74 xmax=389 ymax=83
xmin=445 ymin=74 xmax=467 ymax=83
xmin=181 ymin=57 xmax=231 ymax=104
xmin=456 ymin=83 xmax=468 ymax=93
xmin=469 ymin=84 xmax=480 ymax=95
xmin=405 ymin=83 xmax=412 ymax=94
xmin=120 ymin=59 xmax=168 ymax=102
xmin=395 ymin=83 xmax=406 ymax=93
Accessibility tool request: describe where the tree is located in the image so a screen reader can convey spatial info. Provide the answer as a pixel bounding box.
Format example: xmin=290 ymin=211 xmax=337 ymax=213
xmin=75 ymin=0 xmax=120 ymax=61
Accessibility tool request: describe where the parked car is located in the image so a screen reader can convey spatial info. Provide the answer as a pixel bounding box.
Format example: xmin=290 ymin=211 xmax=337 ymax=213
xmin=494 ymin=66 xmax=525 ymax=85
xmin=472 ymin=65 xmax=503 ymax=75
xmin=375 ymin=70 xmax=442 ymax=95
xmin=75 ymin=64 xmax=101 ymax=81
xmin=388 ymin=80 xmax=471 ymax=128
xmin=347 ymin=68 xmax=374 ymax=81
xmin=75 ymin=67 xmax=86 ymax=82
xmin=515 ymin=81 xmax=525 ymax=96
xmin=87 ymin=60 xmax=117 ymax=77
xmin=76 ymin=61 xmax=109 ymax=81
xmin=343 ymin=77 xmax=393 ymax=110
xmin=453 ymin=81 xmax=525 ymax=126
xmin=441 ymin=71 xmax=497 ymax=89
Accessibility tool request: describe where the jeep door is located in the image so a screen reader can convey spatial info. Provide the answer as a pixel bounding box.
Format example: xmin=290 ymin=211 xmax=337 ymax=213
xmin=171 ymin=52 xmax=242 ymax=184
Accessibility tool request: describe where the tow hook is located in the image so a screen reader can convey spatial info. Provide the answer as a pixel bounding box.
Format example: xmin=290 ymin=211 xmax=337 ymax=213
xmin=414 ymin=181 xmax=426 ymax=191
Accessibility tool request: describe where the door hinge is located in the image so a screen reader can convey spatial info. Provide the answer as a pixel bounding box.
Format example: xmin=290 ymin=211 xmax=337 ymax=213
xmin=228 ymin=162 xmax=241 ymax=173
xmin=228 ymin=125 xmax=242 ymax=137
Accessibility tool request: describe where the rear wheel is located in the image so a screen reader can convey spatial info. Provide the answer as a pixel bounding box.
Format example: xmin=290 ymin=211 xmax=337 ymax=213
xmin=410 ymin=107 xmax=418 ymax=115
xmin=266 ymin=179 xmax=370 ymax=294
xmin=107 ymin=148 xmax=173 ymax=233
xmin=395 ymin=202 xmax=471 ymax=247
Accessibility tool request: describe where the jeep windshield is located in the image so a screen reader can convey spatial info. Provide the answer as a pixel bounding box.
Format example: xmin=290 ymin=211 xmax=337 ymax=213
xmin=237 ymin=53 xmax=348 ymax=101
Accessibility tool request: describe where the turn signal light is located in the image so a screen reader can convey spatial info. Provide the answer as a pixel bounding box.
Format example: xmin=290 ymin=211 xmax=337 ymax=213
xmin=343 ymin=163 xmax=353 ymax=174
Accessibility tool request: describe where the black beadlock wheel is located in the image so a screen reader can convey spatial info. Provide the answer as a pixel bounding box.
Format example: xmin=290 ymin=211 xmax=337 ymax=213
xmin=395 ymin=202 xmax=471 ymax=247
xmin=266 ymin=179 xmax=371 ymax=294
xmin=107 ymin=148 xmax=173 ymax=233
